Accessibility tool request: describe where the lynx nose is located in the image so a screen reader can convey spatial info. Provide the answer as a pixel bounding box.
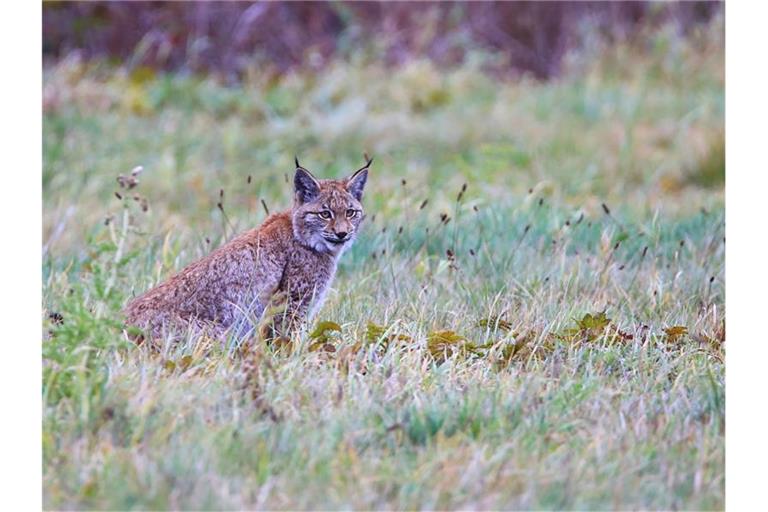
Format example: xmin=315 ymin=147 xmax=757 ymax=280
xmin=335 ymin=231 xmax=348 ymax=240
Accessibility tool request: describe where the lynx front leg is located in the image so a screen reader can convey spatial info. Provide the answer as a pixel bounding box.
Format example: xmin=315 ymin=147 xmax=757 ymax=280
xmin=274 ymin=297 xmax=312 ymax=339
xmin=259 ymin=289 xmax=316 ymax=342
xmin=252 ymin=290 xmax=303 ymax=343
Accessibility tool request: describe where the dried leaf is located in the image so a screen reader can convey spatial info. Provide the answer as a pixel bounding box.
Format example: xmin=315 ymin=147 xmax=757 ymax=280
xmin=179 ymin=355 xmax=193 ymax=371
xmin=366 ymin=322 xmax=386 ymax=344
xmin=427 ymin=330 xmax=479 ymax=363
xmin=365 ymin=322 xmax=412 ymax=352
xmin=577 ymin=312 xmax=611 ymax=331
xmin=555 ymin=312 xmax=625 ymax=343
xmin=309 ymin=321 xmax=342 ymax=340
xmin=663 ymin=326 xmax=689 ymax=343
xmin=477 ymin=316 xmax=513 ymax=332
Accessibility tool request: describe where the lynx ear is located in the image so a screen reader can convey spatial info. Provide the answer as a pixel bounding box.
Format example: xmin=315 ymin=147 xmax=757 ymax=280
xmin=294 ymin=163 xmax=321 ymax=204
xmin=346 ymin=156 xmax=372 ymax=201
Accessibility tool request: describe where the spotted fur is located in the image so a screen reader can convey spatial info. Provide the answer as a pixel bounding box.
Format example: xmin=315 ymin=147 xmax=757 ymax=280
xmin=124 ymin=158 xmax=371 ymax=340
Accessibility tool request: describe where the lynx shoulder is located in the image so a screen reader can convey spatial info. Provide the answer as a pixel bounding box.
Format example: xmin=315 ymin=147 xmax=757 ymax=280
xmin=124 ymin=156 xmax=372 ymax=340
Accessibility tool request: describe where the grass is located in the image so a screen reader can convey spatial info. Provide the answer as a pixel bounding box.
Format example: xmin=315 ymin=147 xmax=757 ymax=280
xmin=43 ymin=18 xmax=724 ymax=510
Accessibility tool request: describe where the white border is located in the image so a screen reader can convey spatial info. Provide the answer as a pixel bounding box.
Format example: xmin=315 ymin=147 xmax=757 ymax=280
xmin=1 ymin=1 xmax=761 ymax=508
xmin=0 ymin=1 xmax=42 ymax=509
xmin=726 ymin=1 xmax=768 ymax=510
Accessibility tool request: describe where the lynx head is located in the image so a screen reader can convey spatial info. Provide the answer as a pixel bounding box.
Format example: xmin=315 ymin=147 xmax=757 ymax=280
xmin=291 ymin=156 xmax=371 ymax=255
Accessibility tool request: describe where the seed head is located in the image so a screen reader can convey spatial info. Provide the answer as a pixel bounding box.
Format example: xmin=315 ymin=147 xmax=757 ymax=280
xmin=48 ymin=312 xmax=64 ymax=325
xmin=457 ymin=183 xmax=467 ymax=202
xmin=116 ymin=174 xmax=139 ymax=189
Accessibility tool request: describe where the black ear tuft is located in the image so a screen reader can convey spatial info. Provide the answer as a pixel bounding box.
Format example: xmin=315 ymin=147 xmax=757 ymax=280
xmin=346 ymin=155 xmax=372 ymax=201
xmin=295 ymin=167 xmax=321 ymax=203
xmin=346 ymin=167 xmax=369 ymax=201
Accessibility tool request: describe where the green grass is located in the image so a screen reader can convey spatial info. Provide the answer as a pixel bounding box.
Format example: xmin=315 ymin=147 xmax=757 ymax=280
xmin=43 ymin=19 xmax=724 ymax=510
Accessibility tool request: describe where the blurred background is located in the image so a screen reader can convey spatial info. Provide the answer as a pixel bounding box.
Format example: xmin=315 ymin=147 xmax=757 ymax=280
xmin=43 ymin=0 xmax=724 ymax=259
xmin=44 ymin=1 xmax=720 ymax=80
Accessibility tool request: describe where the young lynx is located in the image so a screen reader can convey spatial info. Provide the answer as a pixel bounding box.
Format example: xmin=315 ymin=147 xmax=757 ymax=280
xmin=124 ymin=156 xmax=371 ymax=340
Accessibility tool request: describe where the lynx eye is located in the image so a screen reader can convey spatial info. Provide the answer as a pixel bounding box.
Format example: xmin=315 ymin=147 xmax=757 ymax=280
xmin=318 ymin=210 xmax=333 ymax=220
xmin=346 ymin=209 xmax=359 ymax=219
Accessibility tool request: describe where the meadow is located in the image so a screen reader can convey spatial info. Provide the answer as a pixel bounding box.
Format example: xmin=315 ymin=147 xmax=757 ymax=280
xmin=43 ymin=19 xmax=724 ymax=510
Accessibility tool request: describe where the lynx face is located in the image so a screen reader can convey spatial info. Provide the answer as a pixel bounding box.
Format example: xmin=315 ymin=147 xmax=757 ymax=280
xmin=291 ymin=159 xmax=370 ymax=254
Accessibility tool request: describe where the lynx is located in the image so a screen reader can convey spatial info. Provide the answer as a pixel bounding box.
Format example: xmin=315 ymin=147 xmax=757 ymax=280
xmin=124 ymin=156 xmax=371 ymax=340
